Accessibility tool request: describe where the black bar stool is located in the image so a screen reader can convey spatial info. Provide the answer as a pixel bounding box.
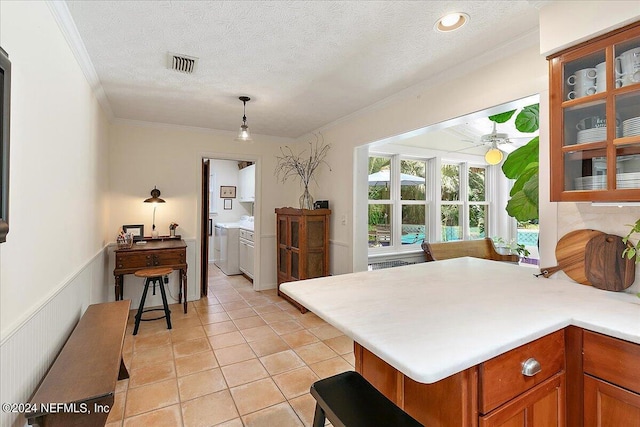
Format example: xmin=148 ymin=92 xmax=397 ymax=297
xmin=132 ymin=266 xmax=173 ymax=335
xmin=310 ymin=371 xmax=424 ymax=427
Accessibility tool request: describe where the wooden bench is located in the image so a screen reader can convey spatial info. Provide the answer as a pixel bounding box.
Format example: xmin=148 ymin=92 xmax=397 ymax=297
xmin=310 ymin=371 xmax=423 ymax=427
xmin=421 ymin=238 xmax=519 ymax=263
xmin=25 ymin=300 xmax=131 ymax=427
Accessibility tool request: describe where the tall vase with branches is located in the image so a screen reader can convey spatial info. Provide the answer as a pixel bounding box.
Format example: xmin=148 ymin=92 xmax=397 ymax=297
xmin=275 ymin=135 xmax=331 ymax=209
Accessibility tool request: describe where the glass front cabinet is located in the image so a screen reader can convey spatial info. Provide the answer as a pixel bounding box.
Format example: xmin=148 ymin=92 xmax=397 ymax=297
xmin=550 ymin=22 xmax=640 ymax=201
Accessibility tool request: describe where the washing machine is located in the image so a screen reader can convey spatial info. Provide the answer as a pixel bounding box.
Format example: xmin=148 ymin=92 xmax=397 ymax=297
xmin=214 ymin=222 xmax=241 ymax=275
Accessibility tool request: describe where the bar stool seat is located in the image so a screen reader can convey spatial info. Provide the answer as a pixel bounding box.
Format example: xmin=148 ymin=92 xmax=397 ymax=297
xmin=133 ymin=267 xmax=173 ymax=335
xmin=310 ymin=371 xmax=423 ymax=427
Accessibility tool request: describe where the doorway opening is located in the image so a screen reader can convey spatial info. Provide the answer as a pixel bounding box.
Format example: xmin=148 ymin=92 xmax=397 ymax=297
xmin=355 ymin=94 xmax=540 ymax=271
xmin=200 ymin=157 xmax=258 ymax=297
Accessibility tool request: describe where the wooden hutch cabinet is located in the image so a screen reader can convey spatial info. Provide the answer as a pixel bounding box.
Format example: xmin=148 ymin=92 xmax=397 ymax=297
xmin=549 ymin=22 xmax=640 ymax=201
xmin=276 ymin=207 xmax=330 ymax=312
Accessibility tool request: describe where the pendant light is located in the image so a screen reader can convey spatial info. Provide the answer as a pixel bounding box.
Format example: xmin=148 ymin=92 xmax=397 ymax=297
xmin=484 ymin=143 xmax=504 ymax=165
xmin=235 ymin=96 xmax=253 ymax=143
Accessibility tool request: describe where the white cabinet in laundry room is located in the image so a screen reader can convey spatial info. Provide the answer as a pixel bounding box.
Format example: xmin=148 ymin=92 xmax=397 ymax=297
xmin=239 ymin=164 xmax=255 ymax=202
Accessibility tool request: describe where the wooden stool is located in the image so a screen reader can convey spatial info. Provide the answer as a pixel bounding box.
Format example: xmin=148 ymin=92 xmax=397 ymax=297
xmin=310 ymin=371 xmax=423 ymax=427
xmin=133 ymin=267 xmax=173 ymax=335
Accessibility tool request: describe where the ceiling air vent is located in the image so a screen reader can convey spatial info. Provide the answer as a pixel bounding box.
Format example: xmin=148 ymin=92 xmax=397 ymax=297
xmin=168 ymin=53 xmax=198 ymax=74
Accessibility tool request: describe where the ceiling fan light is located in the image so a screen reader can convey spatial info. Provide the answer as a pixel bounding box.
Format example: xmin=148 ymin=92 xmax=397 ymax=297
xmin=485 ymin=147 xmax=503 ymax=165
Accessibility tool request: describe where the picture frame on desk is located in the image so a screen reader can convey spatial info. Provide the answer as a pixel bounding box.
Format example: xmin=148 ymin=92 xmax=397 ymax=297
xmin=220 ymin=186 xmax=236 ymax=198
xmin=122 ymin=224 xmax=144 ymax=241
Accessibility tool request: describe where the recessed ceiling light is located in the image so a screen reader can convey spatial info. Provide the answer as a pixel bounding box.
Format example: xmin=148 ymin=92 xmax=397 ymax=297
xmin=435 ymin=12 xmax=469 ymax=32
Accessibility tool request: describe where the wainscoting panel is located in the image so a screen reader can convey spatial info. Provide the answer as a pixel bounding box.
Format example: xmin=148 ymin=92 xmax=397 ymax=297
xmin=330 ymin=240 xmax=351 ymax=276
xmin=0 ymin=247 xmax=106 ymax=427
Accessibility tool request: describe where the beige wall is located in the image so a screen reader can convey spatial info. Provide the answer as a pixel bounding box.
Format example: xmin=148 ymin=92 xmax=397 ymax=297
xmin=108 ymin=121 xmax=296 ymax=291
xmin=0 ymin=1 xmax=110 ymax=337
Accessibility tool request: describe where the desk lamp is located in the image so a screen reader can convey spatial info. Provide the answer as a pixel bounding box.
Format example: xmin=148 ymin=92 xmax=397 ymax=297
xmin=144 ymin=186 xmax=165 ymax=238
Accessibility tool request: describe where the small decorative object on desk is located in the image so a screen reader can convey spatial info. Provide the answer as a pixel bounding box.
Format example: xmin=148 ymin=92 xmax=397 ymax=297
xmin=117 ymin=232 xmax=134 ymax=249
xmin=275 ymin=134 xmax=331 ymax=210
xmin=169 ymin=222 xmax=179 ymax=237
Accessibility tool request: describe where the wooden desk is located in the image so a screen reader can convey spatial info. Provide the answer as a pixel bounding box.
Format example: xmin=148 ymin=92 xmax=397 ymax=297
xmin=114 ymin=239 xmax=188 ymax=313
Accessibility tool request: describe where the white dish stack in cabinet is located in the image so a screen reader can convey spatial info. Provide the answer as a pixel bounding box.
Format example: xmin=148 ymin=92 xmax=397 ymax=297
xmin=239 ymin=164 xmax=255 ymax=202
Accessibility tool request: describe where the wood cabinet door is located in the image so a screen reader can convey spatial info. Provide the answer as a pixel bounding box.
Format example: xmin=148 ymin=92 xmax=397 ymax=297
xmin=584 ymin=374 xmax=640 ymax=427
xmin=288 ymin=215 xmax=302 ymax=280
xmin=277 ymin=215 xmax=291 ymax=283
xmin=480 ymin=373 xmax=565 ymax=427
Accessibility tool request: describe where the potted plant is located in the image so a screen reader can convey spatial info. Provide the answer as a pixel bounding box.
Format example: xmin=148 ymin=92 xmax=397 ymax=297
xmin=492 ymin=236 xmax=531 ymax=258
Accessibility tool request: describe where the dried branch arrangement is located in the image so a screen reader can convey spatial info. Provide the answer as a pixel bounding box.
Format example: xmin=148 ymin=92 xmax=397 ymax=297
xmin=275 ymin=135 xmax=331 ymax=188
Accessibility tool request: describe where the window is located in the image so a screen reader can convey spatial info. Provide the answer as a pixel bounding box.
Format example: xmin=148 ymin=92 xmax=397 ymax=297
xmin=368 ymin=155 xmax=490 ymax=253
xmin=441 ymin=162 xmax=489 ymax=242
xmin=368 ymin=156 xmax=427 ymax=249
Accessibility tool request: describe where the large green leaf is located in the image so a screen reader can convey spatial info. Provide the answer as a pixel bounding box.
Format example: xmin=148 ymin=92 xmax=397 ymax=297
xmin=488 ymin=110 xmax=516 ymax=123
xmin=515 ymin=104 xmax=539 ymax=133
xmin=509 ymin=164 xmax=538 ymax=196
xmin=502 ymin=136 xmax=539 ymax=179
xmin=505 ymin=174 xmax=539 ymax=222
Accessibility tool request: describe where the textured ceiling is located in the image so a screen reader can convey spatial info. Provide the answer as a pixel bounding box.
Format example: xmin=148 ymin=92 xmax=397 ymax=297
xmin=65 ymin=1 xmax=541 ymax=138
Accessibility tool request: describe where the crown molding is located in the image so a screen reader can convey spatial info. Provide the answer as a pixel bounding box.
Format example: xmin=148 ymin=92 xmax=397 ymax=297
xmin=46 ymin=0 xmax=114 ymax=120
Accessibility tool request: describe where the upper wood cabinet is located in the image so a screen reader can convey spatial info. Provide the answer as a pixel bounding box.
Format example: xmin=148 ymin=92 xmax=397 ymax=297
xmin=549 ymin=22 xmax=640 ymax=201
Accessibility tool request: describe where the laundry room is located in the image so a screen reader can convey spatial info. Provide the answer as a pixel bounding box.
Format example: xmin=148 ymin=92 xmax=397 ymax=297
xmin=207 ymin=158 xmax=256 ymax=280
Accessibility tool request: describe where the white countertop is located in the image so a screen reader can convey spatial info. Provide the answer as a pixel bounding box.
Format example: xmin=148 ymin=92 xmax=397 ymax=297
xmin=280 ymin=257 xmax=640 ymax=384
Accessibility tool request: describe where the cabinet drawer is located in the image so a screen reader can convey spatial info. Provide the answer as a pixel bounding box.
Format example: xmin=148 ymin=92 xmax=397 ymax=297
xmin=240 ymin=229 xmax=254 ymax=242
xmin=479 ymin=329 xmax=565 ymax=414
xmin=115 ymin=249 xmax=185 ymax=270
xmin=116 ymin=253 xmax=154 ymax=269
xmin=584 ymin=330 xmax=640 ymax=394
xmin=155 ymin=249 xmax=186 ymax=265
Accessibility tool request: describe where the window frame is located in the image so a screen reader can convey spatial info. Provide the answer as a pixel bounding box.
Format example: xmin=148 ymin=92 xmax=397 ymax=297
xmin=368 ymin=154 xmax=429 ymax=254
xmin=438 ymin=161 xmax=491 ymax=241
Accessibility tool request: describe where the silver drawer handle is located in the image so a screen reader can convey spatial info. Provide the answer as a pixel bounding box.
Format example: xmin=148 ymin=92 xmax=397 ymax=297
xmin=521 ymin=358 xmax=541 ymax=377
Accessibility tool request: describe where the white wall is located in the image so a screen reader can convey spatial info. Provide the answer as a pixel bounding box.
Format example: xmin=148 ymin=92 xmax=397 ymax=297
xmin=0 ymin=2 xmax=110 ymax=425
xmin=311 ymin=43 xmax=550 ymax=274
xmin=108 ymin=121 xmax=295 ymax=291
xmin=210 ymin=159 xmax=251 ymax=223
xmin=539 ymin=1 xmax=640 ymax=56
xmin=0 ymin=0 xmax=110 ymax=338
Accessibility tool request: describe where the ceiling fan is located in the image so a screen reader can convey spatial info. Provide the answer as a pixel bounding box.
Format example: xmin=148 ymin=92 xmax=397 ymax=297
xmin=452 ymin=122 xmax=530 ymax=164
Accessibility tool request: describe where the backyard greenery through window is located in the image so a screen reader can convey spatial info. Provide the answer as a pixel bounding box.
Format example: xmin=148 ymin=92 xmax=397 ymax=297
xmin=368 ymin=154 xmax=489 ymax=252
xmin=369 ymin=155 xmax=427 ymax=249
xmin=441 ymin=163 xmax=488 ymax=242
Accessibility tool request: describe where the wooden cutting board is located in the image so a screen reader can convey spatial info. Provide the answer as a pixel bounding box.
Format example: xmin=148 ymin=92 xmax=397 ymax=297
xmin=540 ymin=229 xmax=604 ymax=285
xmin=585 ymin=234 xmax=636 ymax=291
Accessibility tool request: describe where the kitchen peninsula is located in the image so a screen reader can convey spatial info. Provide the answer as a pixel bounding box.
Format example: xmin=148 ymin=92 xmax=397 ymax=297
xmin=280 ymin=257 xmax=640 ymax=426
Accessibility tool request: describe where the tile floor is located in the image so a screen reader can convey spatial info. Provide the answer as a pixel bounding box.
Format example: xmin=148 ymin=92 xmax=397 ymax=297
xmin=106 ymin=266 xmax=354 ymax=427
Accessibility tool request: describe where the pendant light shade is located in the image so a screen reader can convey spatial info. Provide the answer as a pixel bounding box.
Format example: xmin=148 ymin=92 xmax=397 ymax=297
xmin=484 ymin=146 xmax=503 ymax=165
xmin=235 ymin=96 xmax=253 ymax=143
